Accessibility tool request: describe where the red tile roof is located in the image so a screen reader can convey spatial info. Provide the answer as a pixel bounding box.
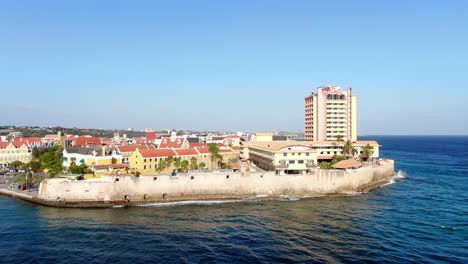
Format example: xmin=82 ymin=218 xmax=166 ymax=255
xmin=116 ymin=144 xmax=155 ymax=153
xmin=146 ymin=132 xmax=157 ymax=141
xmin=11 ymin=141 xmax=28 ymax=148
xmin=159 ymin=137 xmax=187 ymax=149
xmin=194 ymin=147 xmax=210 ymax=154
xmin=189 ymin=143 xmax=208 ymax=148
xmin=139 ymin=149 xmax=177 ymax=158
xmin=135 ymin=137 xmax=148 ymax=144
xmin=11 ymin=137 xmax=44 ymax=148
xmin=72 ymin=136 xmax=102 ymax=147
xmin=0 ymin=142 xmax=12 ymax=149
xmin=174 ymin=148 xmax=199 ymax=156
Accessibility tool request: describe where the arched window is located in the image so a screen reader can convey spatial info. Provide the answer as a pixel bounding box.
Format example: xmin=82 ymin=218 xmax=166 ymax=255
xmin=327 ymin=94 xmax=332 ymax=100
xmin=340 ymin=95 xmax=345 ymax=100
xmin=334 ymin=94 xmax=339 ymax=100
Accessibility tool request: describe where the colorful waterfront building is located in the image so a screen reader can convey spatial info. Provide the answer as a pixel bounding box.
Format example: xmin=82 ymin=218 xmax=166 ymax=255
xmin=0 ymin=142 xmax=32 ymax=166
xmin=62 ymin=147 xmax=122 ymax=167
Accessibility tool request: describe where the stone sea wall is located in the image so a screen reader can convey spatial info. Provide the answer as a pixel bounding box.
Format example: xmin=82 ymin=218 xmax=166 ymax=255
xmin=37 ymin=160 xmax=395 ymax=205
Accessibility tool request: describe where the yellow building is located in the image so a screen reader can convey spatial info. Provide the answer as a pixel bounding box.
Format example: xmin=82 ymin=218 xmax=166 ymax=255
xmin=62 ymin=147 xmax=122 ymax=167
xmin=129 ymin=147 xmax=240 ymax=174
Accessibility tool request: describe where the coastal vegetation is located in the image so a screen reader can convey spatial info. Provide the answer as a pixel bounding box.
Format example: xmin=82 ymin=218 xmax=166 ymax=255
xmin=7 ymin=145 xmax=64 ymax=186
xmin=320 ymin=155 xmax=346 ymax=170
xmin=343 ymin=140 xmax=358 ymax=158
xmin=361 ymin=144 xmax=373 ymax=161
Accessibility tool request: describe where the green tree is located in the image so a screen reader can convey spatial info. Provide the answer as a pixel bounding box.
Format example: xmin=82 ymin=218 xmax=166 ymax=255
xmin=10 ymin=160 xmax=24 ymax=169
xmin=156 ymin=160 xmax=167 ymax=173
xmin=199 ymin=162 xmax=206 ymax=169
xmin=343 ymin=140 xmax=357 ymax=158
xmin=32 ymin=147 xmax=40 ymax=160
xmin=38 ymin=146 xmax=63 ymax=177
xmin=181 ymin=160 xmax=190 ymax=172
xmin=23 ymin=160 xmax=42 ymax=173
xmin=331 ymin=155 xmax=346 ymax=164
xmin=335 ymin=135 xmax=344 ymax=142
xmin=320 ymin=161 xmax=333 ymax=170
xmin=208 ymin=143 xmax=222 ymax=169
xmin=190 ymin=157 xmax=198 ymax=170
xmin=165 ymin=156 xmax=174 ymax=168
xmin=69 ymin=162 xmax=87 ymax=174
xmin=174 ymin=157 xmax=182 ymax=171
xmin=361 ymin=144 xmax=373 ymax=161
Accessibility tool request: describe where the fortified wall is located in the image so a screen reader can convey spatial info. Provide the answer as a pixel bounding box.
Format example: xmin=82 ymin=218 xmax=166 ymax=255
xmin=37 ymin=160 xmax=394 ymax=206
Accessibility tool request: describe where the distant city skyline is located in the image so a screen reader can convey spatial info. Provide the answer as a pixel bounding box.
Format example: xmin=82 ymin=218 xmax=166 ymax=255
xmin=1 ymin=1 xmax=467 ymax=135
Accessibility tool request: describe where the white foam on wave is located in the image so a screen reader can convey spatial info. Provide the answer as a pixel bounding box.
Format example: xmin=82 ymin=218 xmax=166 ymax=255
xmin=341 ymin=191 xmax=364 ymax=196
xmin=132 ymin=200 xmax=241 ymax=208
xmin=381 ymin=170 xmax=407 ymax=187
xmin=278 ymin=195 xmax=302 ymax=201
xmin=395 ymin=170 xmax=407 ymax=179
xmin=381 ymin=178 xmax=396 ymax=187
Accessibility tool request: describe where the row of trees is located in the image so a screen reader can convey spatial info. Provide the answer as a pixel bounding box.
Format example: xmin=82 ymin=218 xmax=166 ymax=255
xmin=335 ymin=135 xmax=374 ymax=160
xmin=156 ymin=156 xmax=206 ymax=173
xmin=9 ymin=145 xmax=64 ymax=177
xmin=154 ymin=143 xmax=233 ymax=173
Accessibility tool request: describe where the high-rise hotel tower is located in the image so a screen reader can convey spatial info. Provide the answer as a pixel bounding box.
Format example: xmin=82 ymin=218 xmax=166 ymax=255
xmin=305 ymin=86 xmax=357 ymax=141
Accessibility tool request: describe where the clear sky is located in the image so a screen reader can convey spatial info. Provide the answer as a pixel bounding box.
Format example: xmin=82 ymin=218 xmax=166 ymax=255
xmin=1 ymin=0 xmax=467 ymax=135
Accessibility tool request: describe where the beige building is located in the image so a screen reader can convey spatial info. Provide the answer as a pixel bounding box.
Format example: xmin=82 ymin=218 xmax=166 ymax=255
xmin=0 ymin=142 xmax=32 ymax=166
xmin=241 ymin=141 xmax=318 ymax=175
xmin=250 ymin=133 xmax=274 ymax=142
xmin=241 ymin=140 xmax=380 ymax=172
xmin=307 ymin=141 xmax=380 ymax=160
xmin=305 ymin=86 xmax=357 ymax=141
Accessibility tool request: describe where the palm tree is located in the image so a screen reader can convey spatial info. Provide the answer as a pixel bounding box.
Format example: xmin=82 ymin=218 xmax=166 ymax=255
xmin=362 ymin=144 xmax=373 ymax=161
xmin=199 ymin=162 xmax=206 ymax=170
xmin=335 ymin=135 xmax=344 ymax=142
xmin=156 ymin=160 xmax=167 ymax=173
xmin=343 ymin=140 xmax=357 ymax=158
xmin=174 ymin=157 xmax=182 ymax=171
xmin=190 ymin=157 xmax=198 ymax=170
xmin=165 ymin=156 xmax=174 ymax=169
xmin=181 ymin=160 xmax=190 ymax=172
xmin=208 ymin=143 xmax=222 ymax=169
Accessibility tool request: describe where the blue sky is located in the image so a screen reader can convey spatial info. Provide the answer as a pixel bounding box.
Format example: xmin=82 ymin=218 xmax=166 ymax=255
xmin=1 ymin=0 xmax=467 ymax=135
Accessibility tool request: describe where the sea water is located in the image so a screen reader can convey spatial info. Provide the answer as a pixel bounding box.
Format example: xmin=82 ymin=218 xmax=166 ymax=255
xmin=0 ymin=136 xmax=467 ymax=263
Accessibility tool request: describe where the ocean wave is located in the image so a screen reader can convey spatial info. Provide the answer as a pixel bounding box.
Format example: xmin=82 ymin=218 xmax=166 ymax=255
xmin=278 ymin=195 xmax=302 ymax=201
xmin=132 ymin=200 xmax=242 ymax=207
xmin=381 ymin=170 xmax=407 ymax=187
xmin=341 ymin=191 xmax=364 ymax=196
xmin=395 ymin=170 xmax=407 ymax=179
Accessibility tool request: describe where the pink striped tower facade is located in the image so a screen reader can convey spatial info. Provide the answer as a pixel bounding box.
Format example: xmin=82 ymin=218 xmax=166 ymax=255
xmin=304 ymin=86 xmax=357 ymax=142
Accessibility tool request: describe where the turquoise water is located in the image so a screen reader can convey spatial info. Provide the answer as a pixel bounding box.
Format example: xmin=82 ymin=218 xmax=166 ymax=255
xmin=0 ymin=136 xmax=467 ymax=263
